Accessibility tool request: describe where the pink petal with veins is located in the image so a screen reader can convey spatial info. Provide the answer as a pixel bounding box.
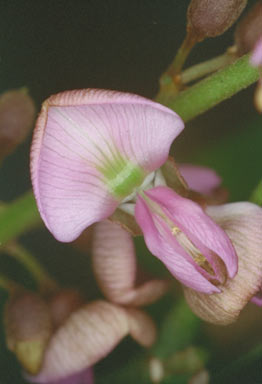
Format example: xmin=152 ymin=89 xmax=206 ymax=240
xmin=31 ymin=89 xmax=184 ymax=242
xmin=135 ymin=186 xmax=237 ymax=293
xmin=185 ymin=202 xmax=262 ymax=324
xmin=92 ymin=220 xmax=168 ymax=305
xmin=28 ymin=301 xmax=129 ymax=383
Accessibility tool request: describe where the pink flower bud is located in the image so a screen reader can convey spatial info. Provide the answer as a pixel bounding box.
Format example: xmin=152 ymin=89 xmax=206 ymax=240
xmin=235 ymin=1 xmax=262 ymax=55
xmin=4 ymin=291 xmax=52 ymax=374
xmin=48 ymin=289 xmax=84 ymax=328
xmin=0 ymin=89 xmax=35 ymax=161
xmin=187 ymin=0 xmax=247 ymax=40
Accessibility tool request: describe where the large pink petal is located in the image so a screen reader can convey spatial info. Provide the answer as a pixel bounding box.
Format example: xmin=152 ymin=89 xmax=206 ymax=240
xmin=31 ymin=89 xmax=184 ymax=242
xmin=145 ymin=187 xmax=237 ymax=279
xmin=135 ymin=194 xmax=220 ymax=293
xmin=178 ymin=164 xmax=221 ymax=195
xmin=184 ymin=202 xmax=262 ymax=325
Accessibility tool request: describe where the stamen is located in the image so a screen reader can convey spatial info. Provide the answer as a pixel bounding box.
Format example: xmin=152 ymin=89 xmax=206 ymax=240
xmin=172 ymin=226 xmax=181 ymax=235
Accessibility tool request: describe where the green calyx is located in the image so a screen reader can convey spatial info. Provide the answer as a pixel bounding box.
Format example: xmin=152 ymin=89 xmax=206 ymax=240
xmin=98 ymin=153 xmax=145 ymax=198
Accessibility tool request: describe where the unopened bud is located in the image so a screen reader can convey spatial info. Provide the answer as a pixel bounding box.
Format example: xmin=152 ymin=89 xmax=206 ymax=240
xmin=4 ymin=291 xmax=52 ymax=375
xmin=187 ymin=0 xmax=247 ymax=40
xmin=235 ymin=1 xmax=262 ymax=55
xmin=0 ymin=89 xmax=35 ymax=161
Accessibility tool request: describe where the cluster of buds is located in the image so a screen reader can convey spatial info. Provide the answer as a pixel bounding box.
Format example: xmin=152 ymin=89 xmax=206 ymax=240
xmin=4 ymin=220 xmax=169 ymax=383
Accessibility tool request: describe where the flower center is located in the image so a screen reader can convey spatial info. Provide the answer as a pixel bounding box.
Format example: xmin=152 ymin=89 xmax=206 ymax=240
xmin=119 ymin=169 xmax=167 ymax=214
xmin=98 ymin=153 xmax=145 ymax=199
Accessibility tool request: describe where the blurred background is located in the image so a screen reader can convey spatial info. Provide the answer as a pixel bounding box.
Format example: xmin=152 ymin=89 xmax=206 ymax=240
xmin=0 ymin=1 xmax=262 ymax=383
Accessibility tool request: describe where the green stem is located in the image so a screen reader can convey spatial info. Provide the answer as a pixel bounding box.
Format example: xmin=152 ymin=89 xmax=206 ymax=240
xmin=0 ymin=274 xmax=19 ymax=294
xmin=0 ymin=191 xmax=40 ymax=246
xmin=167 ymin=31 xmax=198 ymax=78
xmin=157 ymin=54 xmax=259 ymax=122
xmin=4 ymin=243 xmax=58 ymax=294
xmin=181 ymin=52 xmax=235 ymax=84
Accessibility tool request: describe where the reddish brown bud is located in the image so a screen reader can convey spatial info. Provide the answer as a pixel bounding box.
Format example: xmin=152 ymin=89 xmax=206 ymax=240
xmin=0 ymin=89 xmax=35 ymax=161
xmin=48 ymin=289 xmax=84 ymax=328
xmin=187 ymin=0 xmax=247 ymax=40
xmin=235 ymin=1 xmax=262 ymax=55
xmin=4 ymin=291 xmax=52 ymax=375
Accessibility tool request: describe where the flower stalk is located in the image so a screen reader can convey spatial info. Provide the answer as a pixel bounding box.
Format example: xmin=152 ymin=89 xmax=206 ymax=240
xmin=4 ymin=243 xmax=58 ymax=294
xmin=157 ymin=54 xmax=259 ymax=122
xmin=0 ymin=191 xmax=41 ymax=246
xmin=180 ymin=50 xmax=236 ymax=84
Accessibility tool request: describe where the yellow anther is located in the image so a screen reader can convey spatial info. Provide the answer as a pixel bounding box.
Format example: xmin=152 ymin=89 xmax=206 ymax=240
xmin=172 ymin=226 xmax=181 ymax=235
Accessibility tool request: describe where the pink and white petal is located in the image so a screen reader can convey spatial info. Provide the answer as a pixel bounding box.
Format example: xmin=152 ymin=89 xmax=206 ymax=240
xmin=145 ymin=187 xmax=237 ymax=279
xmin=126 ymin=308 xmax=156 ymax=347
xmin=45 ymin=89 xmax=184 ymax=172
xmin=31 ymin=89 xmax=184 ymax=242
xmin=178 ymin=164 xmax=221 ymax=195
xmin=30 ymin=301 xmax=129 ymax=383
xmin=135 ymin=195 xmax=220 ymax=293
xmin=184 ymin=202 xmax=262 ymax=325
xmin=92 ymin=220 xmax=137 ymax=303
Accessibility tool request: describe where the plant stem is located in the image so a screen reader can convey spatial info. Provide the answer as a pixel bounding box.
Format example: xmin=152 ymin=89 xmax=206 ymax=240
xmin=0 ymin=191 xmax=40 ymax=246
xmin=180 ymin=51 xmax=235 ymax=84
xmin=4 ymin=243 xmax=58 ymax=294
xmin=167 ymin=31 xmax=198 ymax=78
xmin=158 ymin=54 xmax=259 ymax=122
xmin=0 ymin=274 xmax=19 ymax=294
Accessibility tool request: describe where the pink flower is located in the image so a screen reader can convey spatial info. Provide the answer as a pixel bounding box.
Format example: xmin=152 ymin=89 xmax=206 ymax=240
xmin=31 ymin=89 xmax=238 ymax=294
xmin=135 ymin=186 xmax=237 ymax=294
xmin=31 ymin=89 xmax=183 ymax=242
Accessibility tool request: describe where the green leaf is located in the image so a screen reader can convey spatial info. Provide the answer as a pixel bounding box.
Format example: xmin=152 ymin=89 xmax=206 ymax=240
xmin=152 ymin=300 xmax=201 ymax=359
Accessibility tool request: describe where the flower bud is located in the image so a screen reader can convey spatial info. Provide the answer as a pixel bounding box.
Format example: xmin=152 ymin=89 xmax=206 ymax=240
xmin=4 ymin=291 xmax=52 ymax=375
xmin=187 ymin=0 xmax=247 ymax=40
xmin=0 ymin=89 xmax=35 ymax=161
xmin=235 ymin=1 xmax=262 ymax=55
xmin=48 ymin=289 xmax=84 ymax=328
